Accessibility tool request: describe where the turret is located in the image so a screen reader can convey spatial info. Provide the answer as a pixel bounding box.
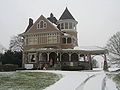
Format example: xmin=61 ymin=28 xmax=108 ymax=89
xmin=57 ymin=7 xmax=78 ymax=47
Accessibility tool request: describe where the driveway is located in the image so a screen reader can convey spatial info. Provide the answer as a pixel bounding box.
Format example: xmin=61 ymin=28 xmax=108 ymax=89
xmin=28 ymin=70 xmax=117 ymax=90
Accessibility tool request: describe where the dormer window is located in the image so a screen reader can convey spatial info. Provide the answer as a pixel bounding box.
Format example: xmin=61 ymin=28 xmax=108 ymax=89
xmin=40 ymin=20 xmax=44 ymax=28
xmin=37 ymin=20 xmax=47 ymax=29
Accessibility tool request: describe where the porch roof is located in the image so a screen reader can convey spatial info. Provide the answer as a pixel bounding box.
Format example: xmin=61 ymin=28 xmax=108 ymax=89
xmin=25 ymin=46 xmax=108 ymax=55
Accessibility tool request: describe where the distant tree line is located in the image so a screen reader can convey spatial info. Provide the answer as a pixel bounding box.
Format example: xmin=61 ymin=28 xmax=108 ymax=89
xmin=0 ymin=35 xmax=23 ymax=67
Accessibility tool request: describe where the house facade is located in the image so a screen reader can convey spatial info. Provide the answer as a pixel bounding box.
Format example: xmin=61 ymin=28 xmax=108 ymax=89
xmin=21 ymin=7 xmax=108 ymax=70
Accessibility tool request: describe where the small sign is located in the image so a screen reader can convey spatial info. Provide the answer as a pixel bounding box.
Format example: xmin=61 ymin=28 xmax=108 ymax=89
xmin=25 ymin=64 xmax=33 ymax=69
xmin=70 ymin=62 xmax=74 ymax=66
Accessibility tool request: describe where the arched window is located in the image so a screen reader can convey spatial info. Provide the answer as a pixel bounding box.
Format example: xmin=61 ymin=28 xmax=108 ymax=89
xmin=62 ymin=38 xmax=66 ymax=44
xmin=49 ymin=52 xmax=57 ymax=65
xmin=61 ymin=53 xmax=69 ymax=62
xmin=71 ymin=53 xmax=78 ymax=62
xmin=41 ymin=53 xmax=47 ymax=61
xmin=67 ymin=37 xmax=71 ymax=43
xmin=40 ymin=20 xmax=44 ymax=28
xmin=37 ymin=20 xmax=47 ymax=29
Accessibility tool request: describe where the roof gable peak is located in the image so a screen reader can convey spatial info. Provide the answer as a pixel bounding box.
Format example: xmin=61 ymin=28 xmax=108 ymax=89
xmin=59 ymin=7 xmax=75 ymax=20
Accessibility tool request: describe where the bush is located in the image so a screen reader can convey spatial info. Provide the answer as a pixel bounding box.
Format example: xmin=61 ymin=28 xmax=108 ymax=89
xmin=1 ymin=50 xmax=22 ymax=67
xmin=0 ymin=64 xmax=18 ymax=71
xmin=61 ymin=66 xmax=83 ymax=71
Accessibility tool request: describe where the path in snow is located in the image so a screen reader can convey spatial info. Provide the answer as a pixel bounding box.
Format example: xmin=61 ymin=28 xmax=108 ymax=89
xmin=75 ymin=74 xmax=98 ymax=90
xmin=23 ymin=70 xmax=117 ymax=90
xmin=42 ymin=71 xmax=110 ymax=90
xmin=82 ymin=72 xmax=106 ymax=90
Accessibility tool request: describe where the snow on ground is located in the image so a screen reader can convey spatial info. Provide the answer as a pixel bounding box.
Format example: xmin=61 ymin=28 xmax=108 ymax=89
xmin=24 ymin=69 xmax=118 ymax=90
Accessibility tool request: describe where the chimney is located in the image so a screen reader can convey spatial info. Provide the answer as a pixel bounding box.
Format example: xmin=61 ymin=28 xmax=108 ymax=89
xmin=29 ymin=18 xmax=33 ymax=26
xmin=25 ymin=18 xmax=33 ymax=32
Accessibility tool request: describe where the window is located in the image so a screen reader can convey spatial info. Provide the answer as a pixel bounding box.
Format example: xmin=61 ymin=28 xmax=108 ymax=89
xmin=31 ymin=55 xmax=36 ymax=62
xmin=73 ymin=23 xmax=76 ymax=29
xmin=69 ymin=22 xmax=72 ymax=29
xmin=44 ymin=22 xmax=47 ymax=28
xmin=28 ymin=54 xmax=36 ymax=62
xmin=48 ymin=34 xmax=57 ymax=44
xmin=40 ymin=21 xmax=44 ymax=28
xmin=61 ymin=23 xmax=64 ymax=29
xmin=67 ymin=37 xmax=72 ymax=43
xmin=37 ymin=20 xmax=47 ymax=29
xmin=62 ymin=38 xmax=66 ymax=44
xmin=28 ymin=36 xmax=38 ymax=45
xmin=65 ymin=22 xmax=68 ymax=29
xmin=37 ymin=24 xmax=40 ymax=28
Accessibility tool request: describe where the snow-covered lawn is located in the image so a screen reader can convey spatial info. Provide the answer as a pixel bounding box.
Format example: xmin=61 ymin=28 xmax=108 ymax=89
xmin=0 ymin=71 xmax=60 ymax=90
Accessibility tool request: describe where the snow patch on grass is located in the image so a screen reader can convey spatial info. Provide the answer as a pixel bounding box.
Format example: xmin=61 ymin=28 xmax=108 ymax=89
xmin=0 ymin=71 xmax=61 ymax=90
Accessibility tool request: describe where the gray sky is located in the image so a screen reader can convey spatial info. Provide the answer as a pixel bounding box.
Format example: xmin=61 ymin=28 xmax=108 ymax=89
xmin=0 ymin=0 xmax=120 ymax=49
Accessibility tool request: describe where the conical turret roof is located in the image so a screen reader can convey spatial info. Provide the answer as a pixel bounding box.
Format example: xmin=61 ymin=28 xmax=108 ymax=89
xmin=59 ymin=7 xmax=75 ymax=20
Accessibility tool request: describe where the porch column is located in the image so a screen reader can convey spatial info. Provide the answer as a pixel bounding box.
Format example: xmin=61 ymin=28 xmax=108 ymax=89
xmin=69 ymin=53 xmax=71 ymax=61
xmin=83 ymin=54 xmax=86 ymax=61
xmin=59 ymin=53 xmax=61 ymax=62
xmin=57 ymin=53 xmax=59 ymax=62
xmin=103 ymin=54 xmax=108 ymax=71
xmin=36 ymin=52 xmax=39 ymax=62
xmin=78 ymin=54 xmax=81 ymax=61
xmin=47 ymin=53 xmax=49 ymax=62
xmin=39 ymin=53 xmax=41 ymax=61
xmin=22 ymin=51 xmax=25 ymax=68
xmin=87 ymin=54 xmax=92 ymax=70
xmin=66 ymin=37 xmax=67 ymax=44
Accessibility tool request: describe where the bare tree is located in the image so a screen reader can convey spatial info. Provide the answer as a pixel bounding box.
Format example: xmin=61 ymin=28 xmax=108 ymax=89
xmin=9 ymin=35 xmax=23 ymax=52
xmin=106 ymin=32 xmax=120 ymax=67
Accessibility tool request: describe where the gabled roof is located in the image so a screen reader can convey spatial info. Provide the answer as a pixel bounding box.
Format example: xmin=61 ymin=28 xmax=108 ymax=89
xmin=24 ymin=15 xmax=60 ymax=34
xmin=59 ymin=7 xmax=75 ymax=20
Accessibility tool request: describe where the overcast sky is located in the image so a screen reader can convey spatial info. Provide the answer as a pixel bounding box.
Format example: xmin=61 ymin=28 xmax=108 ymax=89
xmin=0 ymin=0 xmax=120 ymax=49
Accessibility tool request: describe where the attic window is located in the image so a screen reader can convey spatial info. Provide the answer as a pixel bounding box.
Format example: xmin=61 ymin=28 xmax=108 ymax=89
xmin=37 ymin=20 xmax=47 ymax=29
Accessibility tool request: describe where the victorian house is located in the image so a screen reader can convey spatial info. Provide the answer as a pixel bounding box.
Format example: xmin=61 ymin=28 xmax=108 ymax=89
xmin=21 ymin=7 xmax=108 ymax=70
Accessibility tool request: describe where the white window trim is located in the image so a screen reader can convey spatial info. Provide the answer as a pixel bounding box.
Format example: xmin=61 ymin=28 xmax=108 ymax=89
xmin=37 ymin=20 xmax=47 ymax=29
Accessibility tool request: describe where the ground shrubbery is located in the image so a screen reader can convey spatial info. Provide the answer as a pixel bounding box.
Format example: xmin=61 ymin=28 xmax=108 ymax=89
xmin=0 ymin=72 xmax=61 ymax=90
xmin=0 ymin=64 xmax=18 ymax=71
xmin=0 ymin=50 xmax=22 ymax=68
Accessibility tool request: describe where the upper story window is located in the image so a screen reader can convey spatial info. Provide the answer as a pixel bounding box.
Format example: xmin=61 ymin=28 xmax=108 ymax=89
xmin=69 ymin=22 xmax=72 ymax=29
xmin=65 ymin=22 xmax=68 ymax=29
xmin=61 ymin=23 xmax=64 ymax=29
xmin=37 ymin=20 xmax=47 ymax=29
xmin=67 ymin=37 xmax=72 ymax=43
xmin=62 ymin=38 xmax=66 ymax=44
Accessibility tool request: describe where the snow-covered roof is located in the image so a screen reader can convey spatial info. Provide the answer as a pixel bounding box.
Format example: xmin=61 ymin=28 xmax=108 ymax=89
xmin=64 ymin=33 xmax=70 ymax=36
xmin=74 ymin=46 xmax=106 ymax=51
xmin=26 ymin=46 xmax=107 ymax=54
